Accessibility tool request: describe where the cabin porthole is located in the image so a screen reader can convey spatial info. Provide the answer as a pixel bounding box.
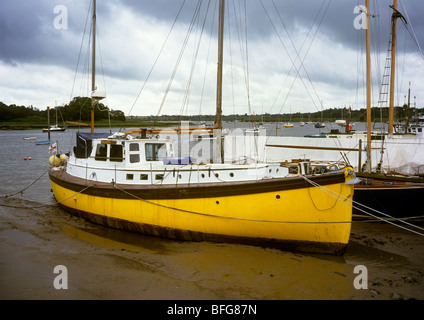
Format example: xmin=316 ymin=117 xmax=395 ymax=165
xmin=229 ymin=172 xmax=234 ymax=177
xmin=276 ymin=195 xmax=280 ymax=200
xmin=201 ymin=173 xmax=205 ymax=178
xmin=216 ymin=201 xmax=220 ymax=205
xmin=215 ymin=173 xmax=219 ymax=178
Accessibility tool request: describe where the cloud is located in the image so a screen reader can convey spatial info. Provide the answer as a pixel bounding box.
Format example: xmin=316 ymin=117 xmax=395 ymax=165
xmin=0 ymin=0 xmax=423 ymax=116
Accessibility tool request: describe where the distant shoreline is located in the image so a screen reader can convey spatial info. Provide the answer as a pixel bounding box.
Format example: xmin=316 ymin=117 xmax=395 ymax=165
xmin=0 ymin=120 xmax=182 ymax=130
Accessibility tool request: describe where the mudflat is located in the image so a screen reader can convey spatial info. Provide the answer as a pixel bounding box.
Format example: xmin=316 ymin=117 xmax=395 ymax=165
xmin=0 ymin=197 xmax=423 ymax=300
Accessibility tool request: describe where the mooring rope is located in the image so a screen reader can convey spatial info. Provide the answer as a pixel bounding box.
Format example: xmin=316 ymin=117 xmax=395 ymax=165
xmin=2 ymin=165 xmax=423 ymax=234
xmin=301 ymin=175 xmax=424 ymax=237
xmin=2 ymin=168 xmax=50 ymax=198
xmin=113 ymin=183 xmax=352 ymax=224
xmin=0 ymin=183 xmax=92 ymax=210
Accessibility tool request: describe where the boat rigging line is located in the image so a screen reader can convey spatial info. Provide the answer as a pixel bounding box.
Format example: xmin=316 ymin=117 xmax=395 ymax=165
xmin=0 ymin=170 xmax=92 ymax=210
xmin=127 ymin=1 xmax=187 ymax=118
xmin=1 ymin=166 xmax=422 ymax=235
xmin=112 ymin=183 xmax=352 ymax=224
xmin=261 ymin=0 xmax=332 ymax=116
xmin=399 ymin=0 xmax=424 ymax=61
xmin=301 ymin=175 xmax=424 ymax=237
xmin=1 ymin=168 xmax=50 ymax=199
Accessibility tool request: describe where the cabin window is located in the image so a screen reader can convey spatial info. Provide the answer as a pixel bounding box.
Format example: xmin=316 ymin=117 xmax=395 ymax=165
xmin=126 ymin=174 xmax=134 ymax=180
xmin=128 ymin=143 xmax=140 ymax=163
xmin=130 ymin=154 xmax=140 ymax=163
xmin=140 ymin=174 xmax=148 ymax=180
xmin=288 ymin=166 xmax=298 ymax=175
xmin=155 ymin=174 xmax=164 ymax=180
xmin=110 ymin=145 xmax=123 ymax=162
xmin=145 ymin=143 xmax=167 ymax=161
xmin=129 ymin=143 xmax=139 ymax=151
xmin=95 ymin=144 xmax=107 ymax=161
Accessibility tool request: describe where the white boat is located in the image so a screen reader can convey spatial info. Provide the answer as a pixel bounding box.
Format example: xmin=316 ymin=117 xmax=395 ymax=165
xmin=43 ymin=124 xmax=66 ymax=132
xmin=42 ymin=105 xmax=66 ymax=132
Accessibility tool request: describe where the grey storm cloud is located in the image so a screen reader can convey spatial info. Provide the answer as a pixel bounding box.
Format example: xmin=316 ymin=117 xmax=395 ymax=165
xmin=1 ymin=0 xmax=423 ymax=115
xmin=1 ymin=0 xmax=423 ymax=69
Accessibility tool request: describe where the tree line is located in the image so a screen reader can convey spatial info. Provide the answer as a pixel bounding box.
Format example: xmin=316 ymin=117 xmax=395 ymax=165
xmin=1 ymin=99 xmax=421 ymax=124
xmin=0 ymin=97 xmax=126 ymax=123
xmin=133 ymin=105 xmax=423 ymax=123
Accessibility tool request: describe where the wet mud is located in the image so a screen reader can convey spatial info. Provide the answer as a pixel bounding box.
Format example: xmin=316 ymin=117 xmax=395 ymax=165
xmin=0 ymin=196 xmax=423 ymax=300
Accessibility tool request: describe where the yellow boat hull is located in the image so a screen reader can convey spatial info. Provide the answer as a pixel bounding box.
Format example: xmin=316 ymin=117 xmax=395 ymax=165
xmin=49 ymin=170 xmax=354 ymax=254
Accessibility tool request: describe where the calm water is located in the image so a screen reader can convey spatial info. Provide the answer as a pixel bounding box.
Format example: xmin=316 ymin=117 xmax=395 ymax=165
xmin=1 ymin=123 xmax=421 ymax=300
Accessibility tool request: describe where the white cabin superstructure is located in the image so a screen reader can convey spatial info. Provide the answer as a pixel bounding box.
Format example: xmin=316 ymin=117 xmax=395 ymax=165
xmin=62 ymin=132 xmax=294 ymax=187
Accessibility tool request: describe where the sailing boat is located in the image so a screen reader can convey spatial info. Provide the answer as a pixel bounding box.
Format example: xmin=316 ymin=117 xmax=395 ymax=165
xmin=43 ymin=104 xmax=66 ymax=132
xmin=284 ymin=106 xmax=294 ymax=128
xmin=352 ymin=0 xmax=424 ymax=219
xmin=48 ymin=0 xmax=357 ymax=254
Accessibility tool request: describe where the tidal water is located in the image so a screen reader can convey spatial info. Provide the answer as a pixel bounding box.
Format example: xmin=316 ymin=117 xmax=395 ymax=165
xmin=0 ymin=124 xmax=422 ymax=301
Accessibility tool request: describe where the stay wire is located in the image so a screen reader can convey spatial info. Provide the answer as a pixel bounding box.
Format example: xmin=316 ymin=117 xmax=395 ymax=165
xmin=260 ymin=0 xmax=331 ymax=115
xmin=302 ymin=175 xmax=424 ymax=236
xmin=180 ymin=0 xmax=212 ymax=117
xmin=127 ymin=0 xmax=187 ymax=118
xmin=155 ymin=0 xmax=203 ymax=123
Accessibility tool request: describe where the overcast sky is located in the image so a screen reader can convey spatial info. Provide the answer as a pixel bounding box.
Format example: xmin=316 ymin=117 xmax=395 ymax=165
xmin=1 ymin=0 xmax=423 ymax=117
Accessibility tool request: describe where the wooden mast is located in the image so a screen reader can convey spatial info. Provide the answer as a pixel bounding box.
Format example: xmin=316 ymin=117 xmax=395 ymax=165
xmin=388 ymin=1 xmax=407 ymax=136
xmin=388 ymin=0 xmax=397 ymax=136
xmin=405 ymin=81 xmax=411 ymax=130
xmin=365 ymin=0 xmax=372 ymax=172
xmin=215 ymin=0 xmax=225 ymax=130
xmin=91 ymin=0 xmax=96 ymax=133
xmin=215 ymin=0 xmax=225 ymax=163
